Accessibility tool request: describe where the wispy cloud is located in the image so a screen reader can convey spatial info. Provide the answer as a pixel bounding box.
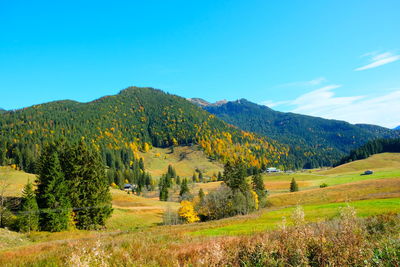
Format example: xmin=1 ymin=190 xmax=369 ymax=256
xmin=355 ymin=52 xmax=400 ymax=71
xmin=262 ymin=86 xmax=400 ymax=128
xmin=277 ymin=77 xmax=326 ymax=88
xmin=261 ymin=100 xmax=290 ymax=108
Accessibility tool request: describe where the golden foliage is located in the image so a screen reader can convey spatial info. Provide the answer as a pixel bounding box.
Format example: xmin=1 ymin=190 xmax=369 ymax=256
xmin=178 ymin=201 xmax=200 ymax=223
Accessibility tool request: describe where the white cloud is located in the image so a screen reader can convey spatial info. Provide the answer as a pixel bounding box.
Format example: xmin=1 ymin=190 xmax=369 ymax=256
xmin=355 ymin=52 xmax=400 ymax=71
xmin=262 ymin=86 xmax=400 ymax=128
xmin=261 ymin=100 xmax=290 ymax=108
xmin=277 ymin=77 xmax=326 ymax=87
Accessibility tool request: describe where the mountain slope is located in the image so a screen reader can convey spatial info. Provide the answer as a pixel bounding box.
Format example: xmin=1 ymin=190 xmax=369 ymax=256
xmin=202 ymin=99 xmax=399 ymax=168
xmin=0 ymin=87 xmax=288 ymax=173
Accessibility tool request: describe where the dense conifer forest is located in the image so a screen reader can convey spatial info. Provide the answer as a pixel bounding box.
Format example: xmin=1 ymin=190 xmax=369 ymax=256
xmin=0 ymin=87 xmax=289 ymax=176
xmin=202 ymin=99 xmax=400 ymax=168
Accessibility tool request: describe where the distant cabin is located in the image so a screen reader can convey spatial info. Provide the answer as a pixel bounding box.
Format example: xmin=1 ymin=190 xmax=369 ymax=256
xmin=266 ymin=167 xmax=280 ymax=173
xmin=123 ymin=184 xmax=136 ymax=191
xmin=364 ymin=170 xmax=374 ymax=175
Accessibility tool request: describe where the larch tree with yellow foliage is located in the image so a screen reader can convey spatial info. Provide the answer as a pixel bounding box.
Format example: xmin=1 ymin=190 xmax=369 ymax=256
xmin=178 ymin=200 xmax=200 ymax=223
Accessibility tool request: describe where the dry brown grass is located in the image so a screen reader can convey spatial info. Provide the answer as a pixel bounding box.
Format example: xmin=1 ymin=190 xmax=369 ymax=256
xmin=139 ymin=145 xmax=223 ymax=179
xmin=268 ymin=178 xmax=400 ymax=207
xmin=319 ymin=153 xmax=400 ymax=175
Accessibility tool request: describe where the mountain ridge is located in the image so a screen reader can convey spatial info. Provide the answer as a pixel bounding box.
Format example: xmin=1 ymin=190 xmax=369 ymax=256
xmin=188 ymin=98 xmax=227 ymax=107
xmin=0 ymin=87 xmax=289 ymax=173
xmin=200 ymin=98 xmax=399 ymax=168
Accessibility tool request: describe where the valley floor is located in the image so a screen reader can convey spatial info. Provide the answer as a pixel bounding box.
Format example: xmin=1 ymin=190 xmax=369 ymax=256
xmin=0 ymin=153 xmax=399 ymax=266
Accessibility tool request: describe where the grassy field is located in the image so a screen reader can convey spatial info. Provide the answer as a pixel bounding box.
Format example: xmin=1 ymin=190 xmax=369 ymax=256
xmin=139 ymin=145 xmax=223 ymax=179
xmin=193 ymin=198 xmax=400 ymax=236
xmin=263 ymin=153 xmax=400 ymax=193
xmin=0 ymin=167 xmax=35 ymax=197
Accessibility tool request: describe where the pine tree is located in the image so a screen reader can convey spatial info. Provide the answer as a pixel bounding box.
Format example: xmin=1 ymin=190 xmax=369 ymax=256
xmin=198 ymin=171 xmax=203 ymax=182
xmin=198 ymin=188 xmax=205 ymax=202
xmin=18 ymin=180 xmax=39 ymax=233
xmin=179 ymin=178 xmax=190 ymax=197
xmin=223 ymin=160 xmax=248 ymax=193
xmin=139 ymin=158 xmax=145 ymax=171
xmin=290 ymin=178 xmax=299 ymax=192
xmin=192 ymin=173 xmax=197 ymax=183
xmin=61 ymin=141 xmax=113 ymax=230
xmin=36 ymin=144 xmax=71 ymax=232
xmin=159 ymin=180 xmax=169 ymax=201
xmin=167 ymin=164 xmax=176 ymax=178
xmin=252 ymin=172 xmax=266 ymax=198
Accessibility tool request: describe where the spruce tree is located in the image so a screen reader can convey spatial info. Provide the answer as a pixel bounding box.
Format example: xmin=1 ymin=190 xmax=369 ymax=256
xmin=36 ymin=144 xmax=71 ymax=232
xmin=290 ymin=178 xmax=299 ymax=192
xmin=139 ymin=158 xmax=145 ymax=171
xmin=61 ymin=141 xmax=112 ymax=230
xmin=198 ymin=188 xmax=205 ymax=202
xmin=159 ymin=179 xmax=169 ymax=201
xmin=179 ymin=178 xmax=189 ymax=197
xmin=252 ymin=172 xmax=266 ymax=198
xmin=223 ymin=160 xmax=248 ymax=193
xmin=18 ymin=180 xmax=39 ymax=232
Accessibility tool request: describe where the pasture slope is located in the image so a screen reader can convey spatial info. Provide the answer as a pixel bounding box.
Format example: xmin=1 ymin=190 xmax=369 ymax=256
xmin=0 ymin=152 xmax=399 ymax=266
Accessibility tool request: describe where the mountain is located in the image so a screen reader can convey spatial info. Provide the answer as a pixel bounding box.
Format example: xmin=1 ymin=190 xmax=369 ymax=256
xmin=394 ymin=126 xmax=400 ymax=130
xmin=0 ymin=108 xmax=5 ymax=114
xmin=188 ymin=98 xmax=227 ymax=107
xmin=0 ymin=87 xmax=288 ymax=173
xmin=202 ymin=99 xmax=400 ymax=168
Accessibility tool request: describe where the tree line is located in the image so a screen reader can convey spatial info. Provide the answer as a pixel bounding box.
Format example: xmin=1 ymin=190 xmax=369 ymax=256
xmin=10 ymin=141 xmax=112 ymax=232
xmin=335 ymin=138 xmax=400 ymax=166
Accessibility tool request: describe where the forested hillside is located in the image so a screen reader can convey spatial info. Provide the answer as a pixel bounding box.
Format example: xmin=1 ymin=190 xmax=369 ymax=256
xmin=335 ymin=138 xmax=400 ymax=166
xmin=0 ymin=87 xmax=288 ymax=175
xmin=202 ymin=99 xmax=399 ymax=168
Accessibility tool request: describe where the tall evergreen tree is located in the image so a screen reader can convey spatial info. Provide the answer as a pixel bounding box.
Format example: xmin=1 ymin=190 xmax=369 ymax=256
xmin=223 ymin=160 xmax=248 ymax=193
xmin=159 ymin=180 xmax=169 ymax=201
xmin=36 ymin=144 xmax=71 ymax=232
xmin=252 ymin=172 xmax=266 ymax=199
xmin=179 ymin=178 xmax=190 ymax=197
xmin=290 ymin=178 xmax=299 ymax=192
xmin=61 ymin=141 xmax=112 ymax=230
xmin=18 ymin=180 xmax=39 ymax=232
xmin=198 ymin=188 xmax=205 ymax=202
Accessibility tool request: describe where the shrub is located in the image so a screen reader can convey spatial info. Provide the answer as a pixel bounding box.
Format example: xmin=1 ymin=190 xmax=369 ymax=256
xmin=162 ymin=206 xmax=181 ymax=225
xmin=178 ymin=201 xmax=199 ymax=223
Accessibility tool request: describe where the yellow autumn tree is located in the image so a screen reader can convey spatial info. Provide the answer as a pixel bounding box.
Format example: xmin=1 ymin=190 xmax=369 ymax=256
xmin=178 ymin=201 xmax=200 ymax=223
xmin=142 ymin=142 xmax=150 ymax=152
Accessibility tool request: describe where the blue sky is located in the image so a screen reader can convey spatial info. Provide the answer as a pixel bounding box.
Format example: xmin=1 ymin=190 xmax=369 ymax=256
xmin=1 ymin=0 xmax=399 ymax=127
